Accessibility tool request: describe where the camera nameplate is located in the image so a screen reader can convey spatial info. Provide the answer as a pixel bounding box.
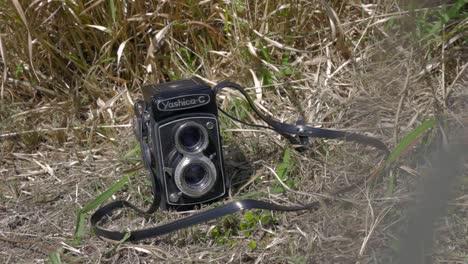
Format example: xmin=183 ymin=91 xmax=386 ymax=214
xmin=157 ymin=94 xmax=211 ymax=112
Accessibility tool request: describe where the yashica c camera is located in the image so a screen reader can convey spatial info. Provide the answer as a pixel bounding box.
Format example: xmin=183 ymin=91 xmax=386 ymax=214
xmin=92 ymin=77 xmax=389 ymax=241
xmin=134 ymin=78 xmax=227 ymax=210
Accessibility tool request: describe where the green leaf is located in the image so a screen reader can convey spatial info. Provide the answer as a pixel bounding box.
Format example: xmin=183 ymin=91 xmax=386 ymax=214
xmin=99 ymin=57 xmax=116 ymax=64
xmin=270 ymin=186 xmax=285 ymax=194
xmin=386 ymin=118 xmax=435 ymax=165
xmin=249 ymin=240 xmax=257 ymax=250
xmin=277 ymin=148 xmax=292 ymax=180
xmin=260 ymin=214 xmax=271 ymax=225
xmin=240 ymin=222 xmax=248 ymax=230
xmin=123 ymin=142 xmax=141 ymax=160
xmin=81 ymin=175 xmax=129 ymax=213
xmin=262 ymin=68 xmax=273 ymax=85
xmin=260 ymin=46 xmax=272 ymax=63
xmin=285 ymin=179 xmax=295 ymax=188
xmin=275 ymin=148 xmax=296 ymax=190
xmin=15 ymin=63 xmax=24 ymax=78
xmin=210 ymin=227 xmax=219 ymax=238
xmin=245 ymin=211 xmax=255 ymax=222
xmin=447 ymin=0 xmax=467 ymax=19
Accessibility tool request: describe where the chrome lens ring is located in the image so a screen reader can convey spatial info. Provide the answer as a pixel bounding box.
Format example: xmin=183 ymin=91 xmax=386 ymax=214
xmin=174 ymin=156 xmax=217 ymax=198
xmin=174 ymin=121 xmax=209 ymax=155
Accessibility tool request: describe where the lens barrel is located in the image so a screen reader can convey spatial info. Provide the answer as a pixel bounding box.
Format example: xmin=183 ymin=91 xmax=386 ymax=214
xmin=175 ymin=122 xmax=209 ymax=154
xmin=174 ymin=156 xmax=217 ymax=197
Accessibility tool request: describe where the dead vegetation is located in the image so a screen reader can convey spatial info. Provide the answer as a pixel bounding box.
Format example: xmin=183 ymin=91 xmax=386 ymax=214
xmin=0 ymin=0 xmax=467 ymax=263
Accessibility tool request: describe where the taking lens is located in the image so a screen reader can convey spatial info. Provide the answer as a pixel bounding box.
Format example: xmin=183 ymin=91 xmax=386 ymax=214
xmin=174 ymin=156 xmax=217 ymax=198
xmin=175 ymin=122 xmax=208 ymax=154
xmin=183 ymin=164 xmax=207 ymax=186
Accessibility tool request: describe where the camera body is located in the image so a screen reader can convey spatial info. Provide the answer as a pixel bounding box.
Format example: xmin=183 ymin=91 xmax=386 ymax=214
xmin=137 ymin=78 xmax=227 ymax=210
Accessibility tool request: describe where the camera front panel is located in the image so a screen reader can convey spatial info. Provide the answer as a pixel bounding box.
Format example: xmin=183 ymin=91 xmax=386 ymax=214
xmin=156 ymin=114 xmax=226 ymax=206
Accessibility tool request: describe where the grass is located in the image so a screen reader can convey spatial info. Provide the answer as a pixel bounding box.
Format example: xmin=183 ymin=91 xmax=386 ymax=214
xmin=272 ymin=147 xmax=296 ymax=194
xmin=1 ymin=0 xmax=467 ymax=263
xmin=73 ymin=173 xmax=130 ymax=244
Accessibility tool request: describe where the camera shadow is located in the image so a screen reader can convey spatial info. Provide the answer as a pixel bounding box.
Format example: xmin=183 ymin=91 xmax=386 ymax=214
xmin=222 ymin=143 xmax=256 ymax=196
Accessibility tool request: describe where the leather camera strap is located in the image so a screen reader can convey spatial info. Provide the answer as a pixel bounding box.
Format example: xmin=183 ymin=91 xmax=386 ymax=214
xmin=91 ymin=81 xmax=389 ymax=242
xmin=213 ymin=81 xmax=389 ymax=154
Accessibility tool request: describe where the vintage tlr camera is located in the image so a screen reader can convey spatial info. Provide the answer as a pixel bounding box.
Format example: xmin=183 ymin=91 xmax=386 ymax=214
xmin=94 ymin=78 xmax=390 ymax=242
xmin=134 ymin=78 xmax=227 ymax=210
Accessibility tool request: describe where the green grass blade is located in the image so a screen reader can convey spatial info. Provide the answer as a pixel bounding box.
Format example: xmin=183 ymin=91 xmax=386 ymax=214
xmin=48 ymin=251 xmax=62 ymax=264
xmin=73 ymin=212 xmax=86 ymax=243
xmin=81 ymin=175 xmax=129 ymax=213
xmin=103 ymin=232 xmax=132 ymax=256
xmin=447 ymin=0 xmax=467 ymax=19
xmin=120 ymin=232 xmax=131 ymax=242
xmin=386 ymin=118 xmax=436 ymax=165
xmin=273 ymin=148 xmax=295 ymax=193
xmin=109 ymin=0 xmax=116 ymax=24
xmin=123 ymin=142 xmax=141 ymax=161
xmin=73 ymin=175 xmax=130 ymax=243
xmin=277 ymin=148 xmax=292 ymax=180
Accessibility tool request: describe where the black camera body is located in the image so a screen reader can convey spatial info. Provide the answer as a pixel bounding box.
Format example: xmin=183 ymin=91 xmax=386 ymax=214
xmin=137 ymin=78 xmax=227 ymax=210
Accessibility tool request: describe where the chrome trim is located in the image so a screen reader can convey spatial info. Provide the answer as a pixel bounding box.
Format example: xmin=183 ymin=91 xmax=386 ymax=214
xmin=174 ymin=155 xmax=217 ymax=197
xmin=174 ymin=121 xmax=209 ymax=155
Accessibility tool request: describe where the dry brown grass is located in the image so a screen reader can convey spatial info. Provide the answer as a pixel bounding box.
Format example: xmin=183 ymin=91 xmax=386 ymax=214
xmin=1 ymin=0 xmax=467 ymax=263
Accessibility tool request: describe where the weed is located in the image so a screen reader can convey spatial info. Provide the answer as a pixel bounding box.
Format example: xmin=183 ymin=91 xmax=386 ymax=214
xmin=14 ymin=63 xmax=24 ymax=78
xmin=240 ymin=210 xmax=277 ymax=237
xmin=47 ymin=248 xmax=62 ymax=264
xmin=385 ymin=118 xmax=436 ymax=166
xmin=122 ymin=140 xmax=142 ymax=163
xmin=271 ymin=148 xmax=296 ymax=194
xmin=248 ymin=240 xmax=257 ymax=250
xmin=74 ymin=174 xmax=130 ymax=244
xmin=409 ymin=0 xmax=467 ymax=51
xmin=209 ymin=215 xmax=239 ymax=245
xmin=208 ymin=209 xmax=278 ymax=250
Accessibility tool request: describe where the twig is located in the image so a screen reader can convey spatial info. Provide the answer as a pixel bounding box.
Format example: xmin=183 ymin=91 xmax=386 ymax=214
xmin=320 ymin=0 xmax=352 ymax=59
xmin=252 ymin=29 xmax=310 ymax=53
xmin=358 ymin=205 xmax=393 ymax=257
xmin=6 ymin=78 xmax=57 ymax=96
xmin=0 ymin=34 xmax=6 ymax=100
xmin=394 ymin=66 xmax=412 ymax=145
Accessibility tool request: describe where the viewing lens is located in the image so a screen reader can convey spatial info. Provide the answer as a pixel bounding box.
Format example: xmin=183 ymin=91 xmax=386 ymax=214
xmin=183 ymin=164 xmax=207 ymax=186
xmin=175 ymin=122 xmax=208 ymax=154
xmin=179 ymin=126 xmax=202 ymax=149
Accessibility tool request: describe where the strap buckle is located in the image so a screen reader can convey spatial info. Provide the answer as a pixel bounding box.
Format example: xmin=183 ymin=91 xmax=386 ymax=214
xmin=293 ymin=119 xmax=310 ymax=152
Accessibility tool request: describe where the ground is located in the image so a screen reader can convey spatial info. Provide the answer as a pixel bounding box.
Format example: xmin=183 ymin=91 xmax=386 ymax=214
xmin=0 ymin=1 xmax=467 ymax=263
